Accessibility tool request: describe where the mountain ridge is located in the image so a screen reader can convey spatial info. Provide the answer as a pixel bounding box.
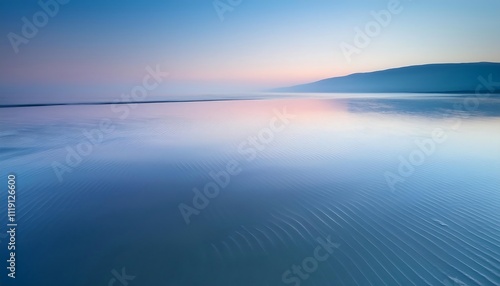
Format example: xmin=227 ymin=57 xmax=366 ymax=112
xmin=275 ymin=62 xmax=500 ymax=94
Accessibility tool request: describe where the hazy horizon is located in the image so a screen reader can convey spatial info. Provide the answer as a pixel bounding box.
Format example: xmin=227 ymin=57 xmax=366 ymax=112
xmin=1 ymin=0 xmax=500 ymax=102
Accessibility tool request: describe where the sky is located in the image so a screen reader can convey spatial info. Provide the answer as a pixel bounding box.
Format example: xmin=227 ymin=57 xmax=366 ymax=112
xmin=1 ymin=0 xmax=500 ymax=103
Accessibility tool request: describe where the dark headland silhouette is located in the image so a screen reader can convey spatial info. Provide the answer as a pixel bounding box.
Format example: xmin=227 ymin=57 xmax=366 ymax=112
xmin=275 ymin=62 xmax=500 ymax=93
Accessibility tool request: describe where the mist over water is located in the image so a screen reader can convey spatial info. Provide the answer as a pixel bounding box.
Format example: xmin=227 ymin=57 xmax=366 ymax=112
xmin=1 ymin=94 xmax=500 ymax=285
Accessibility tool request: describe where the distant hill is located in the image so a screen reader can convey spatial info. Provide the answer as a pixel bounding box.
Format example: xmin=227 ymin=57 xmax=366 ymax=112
xmin=275 ymin=62 xmax=500 ymax=93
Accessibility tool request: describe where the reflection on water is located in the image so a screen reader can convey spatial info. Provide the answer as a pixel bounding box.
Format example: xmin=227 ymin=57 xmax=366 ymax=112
xmin=1 ymin=94 xmax=500 ymax=286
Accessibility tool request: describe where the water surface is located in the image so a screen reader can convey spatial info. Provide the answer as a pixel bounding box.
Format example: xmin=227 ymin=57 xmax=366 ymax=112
xmin=1 ymin=94 xmax=500 ymax=285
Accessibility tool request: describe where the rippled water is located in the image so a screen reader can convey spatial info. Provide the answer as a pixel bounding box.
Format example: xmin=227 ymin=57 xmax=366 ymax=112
xmin=1 ymin=94 xmax=500 ymax=285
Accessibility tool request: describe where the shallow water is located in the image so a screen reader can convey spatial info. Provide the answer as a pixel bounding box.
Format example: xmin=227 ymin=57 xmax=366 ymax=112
xmin=1 ymin=94 xmax=500 ymax=285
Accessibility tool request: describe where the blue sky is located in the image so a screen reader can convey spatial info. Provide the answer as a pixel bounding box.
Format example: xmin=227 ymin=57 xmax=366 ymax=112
xmin=1 ymin=0 xmax=499 ymax=101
